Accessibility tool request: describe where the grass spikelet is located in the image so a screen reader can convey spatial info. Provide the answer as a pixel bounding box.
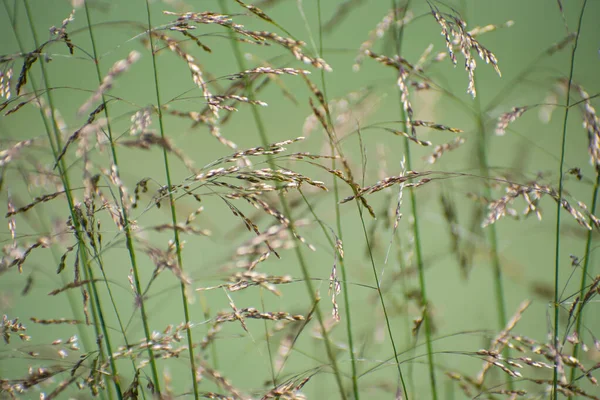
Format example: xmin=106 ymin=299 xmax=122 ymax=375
xmin=15 ymin=52 xmax=40 ymax=96
xmin=383 ymin=128 xmax=431 ymax=146
xmin=496 ymin=106 xmax=529 ymax=135
xmin=2 ymin=2 xmax=598 ymax=399
xmin=430 ymin=5 xmax=501 ymax=97
xmin=48 ymin=9 xmax=76 ymax=55
xmin=78 ymin=51 xmax=140 ymax=116
xmin=426 ymin=137 xmax=466 ymax=164
xmin=477 ymin=300 xmax=531 ymax=385
xmin=5 ymin=191 xmax=65 ymax=217
xmin=0 ymin=138 xmax=35 ymax=167
xmin=234 ymin=0 xmax=275 ymax=24
xmin=0 ymin=66 xmax=13 ymax=100
xmin=54 ymin=103 xmax=105 ymax=167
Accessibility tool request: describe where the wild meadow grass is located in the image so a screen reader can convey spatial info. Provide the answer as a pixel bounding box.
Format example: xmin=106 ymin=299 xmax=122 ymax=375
xmin=0 ymin=0 xmax=599 ymax=399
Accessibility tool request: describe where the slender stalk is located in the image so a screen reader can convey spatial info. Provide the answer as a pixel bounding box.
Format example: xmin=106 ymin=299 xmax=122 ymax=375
xmin=79 ymin=6 xmax=150 ymax=399
xmin=20 ymin=2 xmax=122 ymax=398
xmin=315 ymin=0 xmax=360 ymax=397
xmin=390 ymin=1 xmax=438 ymax=398
xmin=141 ymin=1 xmax=201 ymax=398
xmin=356 ymin=195 xmax=409 ymax=398
xmin=260 ymin=288 xmax=277 ymax=386
xmin=218 ymin=2 xmax=348 ymax=398
xmin=553 ymin=2 xmax=587 ymax=398
xmin=78 ymin=1 xmax=164 ymax=395
xmin=568 ymin=172 xmax=599 ymax=391
xmin=473 ymin=78 xmax=511 ymax=390
xmin=1 ymin=4 xmax=92 ymax=356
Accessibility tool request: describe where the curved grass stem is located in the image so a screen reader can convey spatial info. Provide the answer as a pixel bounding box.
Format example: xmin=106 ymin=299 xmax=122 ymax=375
xmin=141 ymin=1 xmax=200 ymax=398
xmin=473 ymin=77 xmax=511 ymax=390
xmin=2 ymin=0 xmax=94 ymax=362
xmin=568 ymin=172 xmax=599 ymax=391
xmin=315 ymin=1 xmax=360 ymax=398
xmin=218 ymin=2 xmax=348 ymax=398
xmin=553 ymin=2 xmax=588 ymax=398
xmin=390 ymin=1 xmax=437 ymax=398
xmin=19 ymin=2 xmax=125 ymax=399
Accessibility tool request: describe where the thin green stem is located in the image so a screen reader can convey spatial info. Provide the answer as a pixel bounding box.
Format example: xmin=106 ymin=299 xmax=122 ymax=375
xmin=473 ymin=78 xmax=511 ymax=390
xmin=568 ymin=172 xmax=599 ymax=390
xmin=141 ymin=1 xmax=200 ymax=398
xmin=315 ymin=0 xmax=360 ymax=398
xmin=19 ymin=2 xmax=121 ymax=398
xmin=3 ymin=109 xmax=93 ymax=361
xmin=355 ymin=196 xmax=409 ymax=398
xmin=390 ymin=1 xmax=437 ymax=398
xmin=553 ymin=2 xmax=587 ymax=398
xmin=80 ymin=6 xmax=150 ymax=399
xmin=260 ymin=288 xmax=277 ymax=386
xmin=219 ymin=2 xmax=348 ymax=398
xmin=79 ymin=1 xmax=162 ymax=395
xmin=404 ymin=146 xmax=437 ymax=398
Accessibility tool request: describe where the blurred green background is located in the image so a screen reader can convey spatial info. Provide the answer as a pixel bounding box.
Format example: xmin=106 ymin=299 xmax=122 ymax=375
xmin=1 ymin=0 xmax=599 ymax=398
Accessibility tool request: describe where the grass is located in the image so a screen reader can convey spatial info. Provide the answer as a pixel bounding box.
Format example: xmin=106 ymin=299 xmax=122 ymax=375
xmin=0 ymin=0 xmax=599 ymax=399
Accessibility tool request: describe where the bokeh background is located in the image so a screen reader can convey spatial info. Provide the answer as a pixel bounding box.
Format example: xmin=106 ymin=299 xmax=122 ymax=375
xmin=1 ymin=0 xmax=599 ymax=398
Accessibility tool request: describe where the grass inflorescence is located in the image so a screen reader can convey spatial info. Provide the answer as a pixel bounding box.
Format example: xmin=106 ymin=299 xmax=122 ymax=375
xmin=1 ymin=1 xmax=599 ymax=399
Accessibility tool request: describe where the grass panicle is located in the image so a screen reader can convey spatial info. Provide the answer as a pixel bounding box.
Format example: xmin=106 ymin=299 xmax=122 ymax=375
xmin=0 ymin=1 xmax=598 ymax=399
